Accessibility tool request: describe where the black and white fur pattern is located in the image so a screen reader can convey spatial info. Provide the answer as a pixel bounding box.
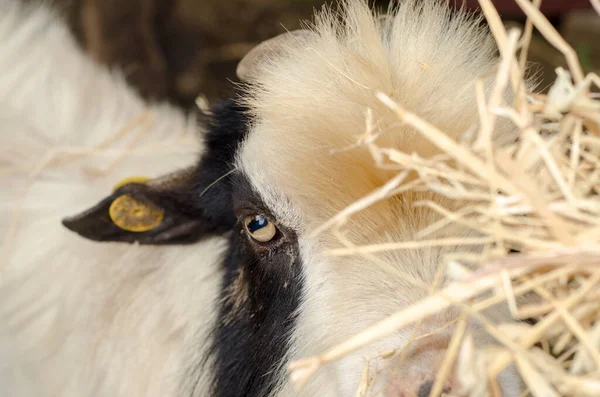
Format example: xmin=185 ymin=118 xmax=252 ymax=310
xmin=1 ymin=0 xmax=525 ymax=396
xmin=0 ymin=2 xmax=219 ymax=396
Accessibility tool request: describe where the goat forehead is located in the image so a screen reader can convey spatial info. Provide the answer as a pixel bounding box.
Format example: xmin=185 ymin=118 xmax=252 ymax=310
xmin=236 ymin=0 xmax=511 ymax=235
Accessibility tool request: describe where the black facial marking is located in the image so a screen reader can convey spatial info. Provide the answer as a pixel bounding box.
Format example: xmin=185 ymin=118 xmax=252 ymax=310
xmin=62 ymin=93 xmax=304 ymax=396
xmin=177 ymin=98 xmax=251 ymax=234
xmin=206 ymin=173 xmax=304 ymax=397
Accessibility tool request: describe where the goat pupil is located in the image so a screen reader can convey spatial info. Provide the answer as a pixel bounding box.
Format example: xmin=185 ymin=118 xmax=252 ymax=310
xmin=247 ymin=215 xmax=268 ymax=233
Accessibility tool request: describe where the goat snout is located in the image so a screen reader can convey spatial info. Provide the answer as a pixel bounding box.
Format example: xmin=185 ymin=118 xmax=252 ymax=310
xmin=386 ymin=375 xmax=456 ymax=397
xmin=379 ymin=339 xmax=459 ymax=397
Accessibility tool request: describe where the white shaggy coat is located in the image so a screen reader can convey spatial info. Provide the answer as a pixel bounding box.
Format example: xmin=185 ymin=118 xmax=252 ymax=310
xmin=0 ymin=2 xmax=222 ymax=397
xmin=1 ymin=0 xmax=525 ymax=396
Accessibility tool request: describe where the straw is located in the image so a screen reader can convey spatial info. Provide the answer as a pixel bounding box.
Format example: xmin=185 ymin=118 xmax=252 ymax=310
xmin=288 ymin=1 xmax=600 ymax=395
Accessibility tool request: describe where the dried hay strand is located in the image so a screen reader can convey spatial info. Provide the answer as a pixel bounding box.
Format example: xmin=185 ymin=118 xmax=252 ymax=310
xmin=289 ymin=0 xmax=600 ymax=396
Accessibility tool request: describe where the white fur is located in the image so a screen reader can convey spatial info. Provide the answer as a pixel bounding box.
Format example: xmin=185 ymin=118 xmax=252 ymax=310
xmin=238 ymin=1 xmax=522 ymax=396
xmin=0 ymin=1 xmax=526 ymax=396
xmin=0 ymin=2 xmax=221 ymax=396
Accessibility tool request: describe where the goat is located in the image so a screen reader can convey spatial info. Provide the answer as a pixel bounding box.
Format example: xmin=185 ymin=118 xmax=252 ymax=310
xmin=1 ymin=0 xmax=525 ymax=396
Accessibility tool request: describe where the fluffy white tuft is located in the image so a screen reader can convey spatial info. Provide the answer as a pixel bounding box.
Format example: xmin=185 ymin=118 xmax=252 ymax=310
xmin=240 ymin=0 xmax=515 ymax=230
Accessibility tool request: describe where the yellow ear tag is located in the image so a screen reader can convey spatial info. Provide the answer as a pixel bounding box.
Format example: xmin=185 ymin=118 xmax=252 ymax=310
xmin=109 ymin=194 xmax=165 ymax=232
xmin=113 ymin=176 xmax=151 ymax=192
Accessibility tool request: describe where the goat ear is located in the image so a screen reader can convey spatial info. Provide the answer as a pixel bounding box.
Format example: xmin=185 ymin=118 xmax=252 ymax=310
xmin=62 ymin=167 xmax=208 ymax=245
xmin=236 ymin=29 xmax=315 ymax=82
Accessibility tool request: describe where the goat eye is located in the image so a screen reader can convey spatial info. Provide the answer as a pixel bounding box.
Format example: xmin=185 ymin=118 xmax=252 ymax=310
xmin=244 ymin=215 xmax=276 ymax=243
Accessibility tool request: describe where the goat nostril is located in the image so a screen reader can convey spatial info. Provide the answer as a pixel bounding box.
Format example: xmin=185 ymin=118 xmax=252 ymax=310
xmin=417 ymin=380 xmax=433 ymax=397
xmin=417 ymin=380 xmax=450 ymax=397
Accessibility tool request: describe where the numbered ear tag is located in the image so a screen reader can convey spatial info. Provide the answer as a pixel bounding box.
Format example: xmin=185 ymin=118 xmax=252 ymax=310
xmin=112 ymin=176 xmax=151 ymax=192
xmin=109 ymin=194 xmax=165 ymax=232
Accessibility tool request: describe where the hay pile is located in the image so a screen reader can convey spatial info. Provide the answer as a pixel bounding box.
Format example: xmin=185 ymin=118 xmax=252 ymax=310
xmin=289 ymin=0 xmax=600 ymax=396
